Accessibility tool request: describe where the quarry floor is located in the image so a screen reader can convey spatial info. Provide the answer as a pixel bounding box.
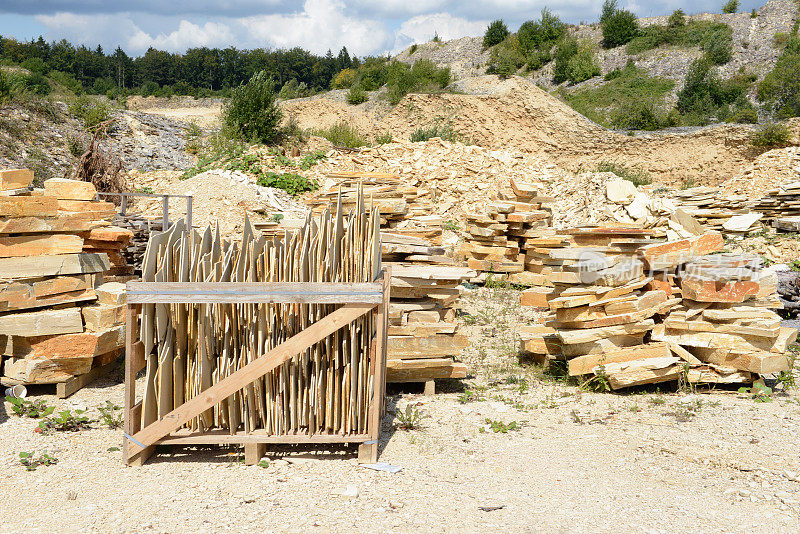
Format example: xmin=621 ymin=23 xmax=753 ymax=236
xmin=1 ymin=287 xmax=800 ymax=534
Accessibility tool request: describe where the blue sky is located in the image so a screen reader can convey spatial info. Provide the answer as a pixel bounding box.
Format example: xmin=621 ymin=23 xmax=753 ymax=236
xmin=0 ymin=0 xmax=767 ymax=57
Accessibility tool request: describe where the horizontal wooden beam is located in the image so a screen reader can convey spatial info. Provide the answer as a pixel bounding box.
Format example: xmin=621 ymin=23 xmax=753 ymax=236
xmin=126 ymin=282 xmax=384 ymax=304
xmin=158 ymin=429 xmax=372 ymax=445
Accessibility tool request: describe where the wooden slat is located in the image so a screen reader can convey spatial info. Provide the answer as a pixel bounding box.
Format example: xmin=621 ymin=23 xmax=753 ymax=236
xmin=158 ymin=429 xmax=372 ymax=445
xmin=126 ymin=281 xmax=383 ymax=304
xmin=126 ymin=303 xmax=376 ymax=456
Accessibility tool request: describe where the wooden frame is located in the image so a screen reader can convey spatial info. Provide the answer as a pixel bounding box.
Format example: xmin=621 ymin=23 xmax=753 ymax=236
xmin=123 ymin=269 xmax=390 ymax=466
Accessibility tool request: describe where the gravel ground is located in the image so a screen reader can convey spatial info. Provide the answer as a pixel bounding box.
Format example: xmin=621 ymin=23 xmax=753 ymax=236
xmin=2 ymin=287 xmax=800 ymax=533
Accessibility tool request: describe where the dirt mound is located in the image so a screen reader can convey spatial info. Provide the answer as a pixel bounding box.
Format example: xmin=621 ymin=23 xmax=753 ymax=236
xmin=284 ymin=76 xmax=758 ymax=186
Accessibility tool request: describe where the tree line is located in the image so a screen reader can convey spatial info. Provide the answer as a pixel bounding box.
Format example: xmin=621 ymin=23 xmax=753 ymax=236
xmin=0 ymin=36 xmax=359 ymax=97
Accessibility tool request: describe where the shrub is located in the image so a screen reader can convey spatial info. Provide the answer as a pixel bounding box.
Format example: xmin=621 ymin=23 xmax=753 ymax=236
xmin=676 ymin=59 xmax=751 ymax=124
xmin=488 ymin=36 xmax=526 ymax=78
xmin=517 ymin=8 xmax=566 ymax=54
xmin=10 ymin=72 xmax=51 ymax=96
xmin=704 ymin=27 xmax=733 ymax=64
xmin=223 ymin=70 xmax=282 ymax=144
xmin=409 ymin=44 xmax=418 ymax=55
xmin=728 ymin=106 xmax=759 ymax=123
xmin=566 ymin=42 xmax=601 ymax=84
xmin=526 ymin=50 xmax=552 ymax=71
xmin=751 ymin=122 xmax=791 ymax=149
xmin=564 ymin=63 xmax=675 ymax=129
xmin=484 ymin=20 xmax=510 ymax=48
xmin=596 ymin=161 xmax=652 ymax=186
xmin=332 ymin=68 xmax=356 ymax=89
xmin=312 ymin=121 xmax=367 ymax=148
xmin=668 ymin=9 xmax=686 ymax=29
xmin=21 ymin=57 xmax=47 ymax=75
xmin=0 ymin=71 xmax=10 ymax=103
xmin=601 ymin=1 xmax=639 ymax=48
xmin=610 ymin=100 xmax=678 ymax=130
xmin=356 ymin=58 xmax=389 ymax=91
xmin=758 ymin=30 xmax=800 ymax=118
xmin=385 ymin=59 xmax=451 ymax=105
xmin=626 ymin=20 xmax=732 ymax=61
xmin=410 ymin=121 xmax=459 ymax=143
xmin=256 ymin=172 xmax=318 ymax=196
xmin=278 ymin=79 xmax=312 ymax=100
xmin=140 ymin=81 xmax=159 ymax=96
xmin=751 ymin=9 xmax=758 ymax=18
xmin=68 ymin=96 xmax=111 ymax=130
xmin=553 ymin=37 xmax=579 ymax=84
xmin=375 ymin=131 xmax=393 ymax=144
xmin=347 ymin=84 xmax=368 ymax=105
xmin=722 ymin=0 xmax=739 ymax=14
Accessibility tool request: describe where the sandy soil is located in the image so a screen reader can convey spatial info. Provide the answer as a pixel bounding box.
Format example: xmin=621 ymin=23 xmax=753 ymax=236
xmin=2 ymin=287 xmax=799 ymax=534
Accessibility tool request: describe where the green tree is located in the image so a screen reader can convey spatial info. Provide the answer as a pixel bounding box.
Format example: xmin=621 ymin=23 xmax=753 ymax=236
xmin=601 ymin=2 xmax=639 ymax=48
xmin=517 ymin=8 xmax=566 ymax=54
xmin=758 ymin=31 xmax=800 ymax=118
xmin=553 ymin=37 xmax=579 ymax=84
xmin=223 ymin=70 xmax=283 ymax=144
xmin=722 ymin=0 xmax=739 ymax=14
xmin=668 ymin=9 xmax=686 ymax=29
xmin=483 ymin=20 xmax=510 ymax=48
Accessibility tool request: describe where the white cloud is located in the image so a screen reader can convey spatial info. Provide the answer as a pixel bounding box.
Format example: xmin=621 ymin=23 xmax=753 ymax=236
xmin=239 ymin=0 xmax=392 ymax=56
xmin=34 ymin=12 xmax=140 ymax=47
xmin=392 ymin=13 xmax=488 ymax=52
xmin=129 ymin=20 xmax=234 ymax=51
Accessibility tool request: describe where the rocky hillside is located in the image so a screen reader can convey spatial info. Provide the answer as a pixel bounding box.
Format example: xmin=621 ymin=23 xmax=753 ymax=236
xmin=394 ymin=0 xmax=798 ymax=99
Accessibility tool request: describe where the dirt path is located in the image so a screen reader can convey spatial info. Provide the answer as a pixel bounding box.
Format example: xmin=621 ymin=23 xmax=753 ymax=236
xmin=1 ymin=288 xmax=798 ymax=533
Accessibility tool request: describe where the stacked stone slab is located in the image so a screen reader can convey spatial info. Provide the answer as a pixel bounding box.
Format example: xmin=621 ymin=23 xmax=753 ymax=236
xmin=652 ymin=254 xmax=794 ymax=381
xmin=519 ymin=234 xmax=680 ymax=387
xmin=0 ymin=170 xmax=127 ymax=385
xmin=383 ymin=232 xmax=474 ymax=389
xmin=460 ymin=178 xmax=553 ymax=281
xmin=751 ymin=180 xmax=800 ymax=220
xmin=520 ymin=227 xmax=796 ymax=390
xmin=110 ymin=213 xmax=163 ymax=276
xmin=305 ymin=172 xmax=438 ymax=237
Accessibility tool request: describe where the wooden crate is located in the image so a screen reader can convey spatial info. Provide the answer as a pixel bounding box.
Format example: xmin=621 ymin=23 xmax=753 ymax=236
xmin=122 ymin=271 xmax=390 ymax=466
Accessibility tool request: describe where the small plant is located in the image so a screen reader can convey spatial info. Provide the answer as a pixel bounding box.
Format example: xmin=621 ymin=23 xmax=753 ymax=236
xmin=458 ymin=388 xmax=486 ymax=404
xmin=298 ymin=150 xmax=326 ymax=170
xmin=673 ymin=399 xmax=703 ymax=422
xmin=596 ymin=161 xmax=652 ymax=186
xmin=256 ymin=172 xmax=318 ymax=196
xmin=19 ymin=451 xmax=58 ymax=471
xmin=375 ymin=131 xmax=393 ymax=145
xmin=258 ymin=459 xmax=270 ymax=468
xmin=312 ymin=121 xmax=367 ymax=148
xmin=739 ymin=383 xmax=773 ymax=402
xmin=347 ymin=85 xmax=368 ymax=105
xmin=443 ymin=219 xmax=460 ymax=232
xmin=648 ymin=395 xmax=666 ymax=406
xmin=750 ymin=8 xmax=757 ymax=18
xmin=395 ymin=404 xmax=429 ymax=430
xmin=67 ymin=136 xmax=84 ymax=158
xmin=97 ymin=400 xmax=123 ymax=429
xmin=135 ymin=186 xmax=155 ymax=195
xmin=411 ymin=121 xmax=459 ymax=143
xmin=681 ymin=177 xmax=697 ymax=190
xmin=5 ymin=397 xmax=54 ymax=418
xmin=271 ymin=213 xmax=285 ymax=223
xmin=580 ymin=367 xmax=612 ymax=392
xmin=483 ymin=418 xmax=520 ymax=433
xmin=409 ymin=44 xmax=418 ymax=55
xmin=37 ymin=409 xmax=92 ymax=433
xmin=185 ymin=123 xmax=204 ymax=154
xmin=68 ymin=96 xmax=111 ymax=130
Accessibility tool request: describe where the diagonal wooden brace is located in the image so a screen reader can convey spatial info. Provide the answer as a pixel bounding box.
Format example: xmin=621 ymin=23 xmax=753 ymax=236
xmin=125 ymin=303 xmax=376 ymax=459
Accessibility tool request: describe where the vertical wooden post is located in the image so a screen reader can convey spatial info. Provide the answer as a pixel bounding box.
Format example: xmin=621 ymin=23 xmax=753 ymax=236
xmin=359 ymin=268 xmax=390 ymax=464
xmin=244 ymin=443 xmax=266 ymax=465
xmin=123 ymin=304 xmax=137 ymax=465
xmin=124 ymin=304 xmax=154 ymax=466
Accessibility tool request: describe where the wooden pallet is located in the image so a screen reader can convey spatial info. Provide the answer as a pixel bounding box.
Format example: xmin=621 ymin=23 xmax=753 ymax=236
xmin=123 ymin=271 xmax=390 ymax=466
xmin=0 ymin=357 xmax=120 ymax=399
